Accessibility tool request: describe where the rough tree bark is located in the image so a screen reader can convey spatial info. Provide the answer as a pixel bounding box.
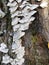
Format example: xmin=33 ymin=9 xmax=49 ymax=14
xmin=24 ymin=0 xmax=49 ymax=65
xmin=0 ymin=0 xmax=49 ymax=65
xmin=39 ymin=0 xmax=49 ymax=42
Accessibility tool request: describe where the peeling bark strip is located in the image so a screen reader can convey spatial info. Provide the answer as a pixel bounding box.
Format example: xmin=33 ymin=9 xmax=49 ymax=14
xmin=40 ymin=0 xmax=48 ymax=18
xmin=39 ymin=0 xmax=49 ymax=42
xmin=0 ymin=0 xmax=38 ymax=65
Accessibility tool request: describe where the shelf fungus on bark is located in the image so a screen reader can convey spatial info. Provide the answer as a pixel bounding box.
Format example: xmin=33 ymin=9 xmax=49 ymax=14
xmin=2 ymin=54 xmax=13 ymax=64
xmin=0 ymin=43 xmax=8 ymax=53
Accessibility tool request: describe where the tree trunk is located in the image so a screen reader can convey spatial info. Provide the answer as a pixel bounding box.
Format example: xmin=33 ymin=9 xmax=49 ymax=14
xmin=39 ymin=0 xmax=49 ymax=42
xmin=0 ymin=0 xmax=49 ymax=65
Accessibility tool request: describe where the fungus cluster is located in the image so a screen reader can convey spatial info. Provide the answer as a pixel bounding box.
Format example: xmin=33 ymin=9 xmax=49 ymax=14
xmin=0 ymin=0 xmax=38 ymax=65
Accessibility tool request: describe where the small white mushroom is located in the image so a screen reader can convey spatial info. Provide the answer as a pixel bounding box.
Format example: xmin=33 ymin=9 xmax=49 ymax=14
xmin=13 ymin=24 xmax=20 ymax=31
xmin=29 ymin=10 xmax=37 ymax=15
xmin=15 ymin=46 xmax=25 ymax=54
xmin=11 ymin=58 xmax=24 ymax=65
xmin=29 ymin=17 xmax=35 ymax=22
xmin=11 ymin=11 xmax=21 ymax=18
xmin=0 ymin=48 xmax=8 ymax=53
xmin=30 ymin=4 xmax=39 ymax=10
xmin=13 ymin=39 xmax=22 ymax=45
xmin=13 ymin=31 xmax=25 ymax=40
xmin=9 ymin=6 xmax=18 ymax=13
xmin=11 ymin=60 xmax=16 ymax=65
xmin=20 ymin=4 xmax=26 ymax=9
xmin=12 ymin=41 xmax=21 ymax=52
xmin=0 ymin=43 xmax=7 ymax=48
xmin=19 ymin=17 xmax=29 ymax=23
xmin=2 ymin=55 xmax=13 ymax=64
xmin=16 ymin=58 xmax=25 ymax=65
xmin=7 ymin=1 xmax=17 ymax=7
xmin=16 ymin=50 xmax=25 ymax=55
xmin=0 ymin=43 xmax=8 ymax=53
xmin=12 ymin=45 xmax=21 ymax=53
xmin=12 ymin=17 xmax=20 ymax=26
xmin=19 ymin=23 xmax=29 ymax=31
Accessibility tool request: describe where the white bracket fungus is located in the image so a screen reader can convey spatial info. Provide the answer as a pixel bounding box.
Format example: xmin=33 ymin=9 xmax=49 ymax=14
xmin=0 ymin=43 xmax=8 ymax=53
xmin=1 ymin=0 xmax=39 ymax=65
xmin=2 ymin=54 xmax=13 ymax=64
